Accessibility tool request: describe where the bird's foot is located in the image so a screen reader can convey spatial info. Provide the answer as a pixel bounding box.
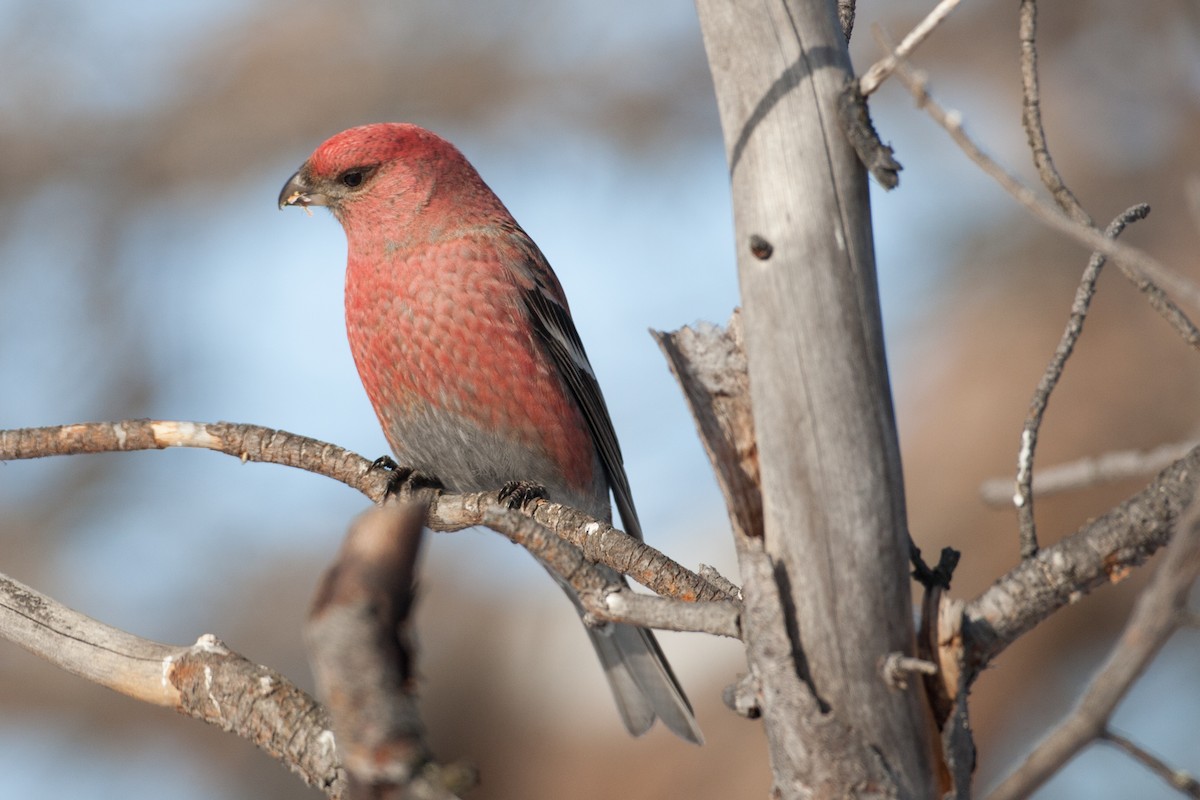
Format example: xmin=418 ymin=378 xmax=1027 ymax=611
xmin=498 ymin=480 xmax=547 ymax=510
xmin=370 ymin=456 xmax=443 ymax=498
xmin=370 ymin=455 xmax=400 ymax=473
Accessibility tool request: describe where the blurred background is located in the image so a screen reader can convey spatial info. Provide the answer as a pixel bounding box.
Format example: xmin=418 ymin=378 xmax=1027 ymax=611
xmin=1 ymin=0 xmax=1199 ymax=797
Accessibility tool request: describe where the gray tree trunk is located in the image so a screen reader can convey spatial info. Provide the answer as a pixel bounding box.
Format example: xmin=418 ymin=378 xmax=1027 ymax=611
xmin=693 ymin=1 xmax=936 ymax=796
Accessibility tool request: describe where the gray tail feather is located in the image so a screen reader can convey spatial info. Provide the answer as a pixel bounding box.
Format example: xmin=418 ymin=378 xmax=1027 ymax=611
xmin=544 ymin=566 xmax=702 ymax=743
xmin=583 ymin=619 xmax=704 ymax=744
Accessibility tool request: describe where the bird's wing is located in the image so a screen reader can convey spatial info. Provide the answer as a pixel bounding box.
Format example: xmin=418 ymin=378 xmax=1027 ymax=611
xmin=511 ymin=242 xmax=644 ymax=542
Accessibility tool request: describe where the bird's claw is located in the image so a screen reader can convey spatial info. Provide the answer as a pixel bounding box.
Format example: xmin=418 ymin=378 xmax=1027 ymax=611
xmin=498 ymin=480 xmax=547 ymax=510
xmin=370 ymin=455 xmax=400 ymax=472
xmin=367 ymin=455 xmax=400 ymax=474
xmin=369 ymin=456 xmax=441 ymax=498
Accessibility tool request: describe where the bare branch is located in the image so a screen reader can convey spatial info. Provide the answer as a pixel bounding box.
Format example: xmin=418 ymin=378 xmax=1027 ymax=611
xmin=471 ymin=496 xmax=734 ymax=603
xmin=0 ymin=572 xmax=345 ymax=796
xmin=1018 ymin=0 xmax=1090 ymax=225
xmin=879 ymin=652 xmax=938 ymax=691
xmin=480 ymin=506 xmax=614 ymax=597
xmin=481 ymin=506 xmax=742 ymax=637
xmin=984 ymin=499 xmax=1200 ymax=800
xmin=1007 ymin=0 xmax=1158 ymax=559
xmin=0 ymin=571 xmax=178 ymax=706
xmin=0 ymin=420 xmax=729 ymax=604
xmin=306 ymin=505 xmax=474 ymax=800
xmin=600 ymin=590 xmax=742 ymax=639
xmin=981 ymin=439 xmax=1200 ymax=506
xmin=1014 ymin=204 xmax=1151 ymax=558
xmin=964 ymin=444 xmax=1200 ymax=670
xmin=884 ymin=45 xmax=1200 ymax=347
xmin=0 ymin=420 xmax=386 ymax=497
xmin=859 ymin=1 xmax=965 ymax=96
xmin=2 ymin=419 xmax=741 ymax=794
xmin=1101 ymin=730 xmax=1200 ymax=799
xmin=698 ymin=563 xmax=743 ymax=599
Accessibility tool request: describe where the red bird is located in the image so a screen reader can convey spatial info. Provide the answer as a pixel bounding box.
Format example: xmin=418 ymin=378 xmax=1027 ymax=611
xmin=279 ymin=123 xmax=700 ymax=743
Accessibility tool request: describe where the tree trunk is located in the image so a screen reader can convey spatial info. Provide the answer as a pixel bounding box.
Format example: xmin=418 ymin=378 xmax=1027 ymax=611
xmin=693 ymin=1 xmax=936 ymax=796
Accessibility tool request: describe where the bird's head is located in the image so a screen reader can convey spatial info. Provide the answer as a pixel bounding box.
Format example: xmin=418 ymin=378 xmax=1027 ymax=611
xmin=279 ymin=123 xmax=483 ymax=225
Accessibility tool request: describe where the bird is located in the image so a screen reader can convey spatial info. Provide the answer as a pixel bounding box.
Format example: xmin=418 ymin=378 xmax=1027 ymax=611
xmin=279 ymin=123 xmax=701 ymax=743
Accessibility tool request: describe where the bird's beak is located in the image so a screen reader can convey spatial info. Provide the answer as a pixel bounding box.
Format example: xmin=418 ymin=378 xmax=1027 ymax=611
xmin=278 ymin=169 xmax=329 ymax=210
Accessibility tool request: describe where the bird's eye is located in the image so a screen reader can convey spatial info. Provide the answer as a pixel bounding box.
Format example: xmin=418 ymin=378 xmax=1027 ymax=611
xmin=340 ymin=170 xmax=366 ymax=188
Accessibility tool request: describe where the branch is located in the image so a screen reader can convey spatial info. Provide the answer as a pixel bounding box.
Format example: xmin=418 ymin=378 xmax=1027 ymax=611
xmin=481 ymin=506 xmax=742 ymax=638
xmin=1013 ymin=204 xmax=1150 ymax=557
xmin=491 ymin=496 xmax=736 ymax=603
xmin=1007 ymin=0 xmax=1155 ymax=558
xmin=599 ymin=591 xmax=741 ymax=638
xmin=984 ymin=497 xmax=1200 ymax=800
xmin=0 ymin=572 xmax=345 ymax=796
xmin=1017 ymin=0 xmax=1089 ymax=225
xmin=0 ymin=420 xmax=729 ymax=604
xmin=859 ymin=0 xmax=965 ymax=96
xmin=963 ymin=444 xmax=1200 ymax=671
xmin=878 ymin=652 xmax=938 ymax=691
xmin=1 ymin=418 xmax=740 ymax=793
xmin=1101 ymin=730 xmax=1200 ymax=799
xmin=884 ymin=39 xmax=1200 ymax=346
xmin=980 ymin=438 xmax=1200 ymax=506
xmin=0 ymin=419 xmax=385 ymax=495
xmin=306 ymin=504 xmax=475 ymax=800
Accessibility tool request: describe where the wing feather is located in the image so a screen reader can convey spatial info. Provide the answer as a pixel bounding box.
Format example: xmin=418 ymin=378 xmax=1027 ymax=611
xmin=520 ymin=277 xmax=644 ymax=542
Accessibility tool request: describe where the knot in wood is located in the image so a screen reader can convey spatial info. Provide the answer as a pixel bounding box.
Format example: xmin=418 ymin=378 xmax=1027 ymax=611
xmin=749 ymin=234 xmax=774 ymax=260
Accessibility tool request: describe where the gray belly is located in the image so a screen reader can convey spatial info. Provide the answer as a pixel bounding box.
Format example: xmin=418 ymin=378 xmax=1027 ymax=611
xmin=382 ymin=398 xmax=611 ymax=522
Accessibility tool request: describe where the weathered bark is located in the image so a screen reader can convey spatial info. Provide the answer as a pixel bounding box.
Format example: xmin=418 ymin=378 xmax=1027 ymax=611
xmin=693 ymin=1 xmax=935 ymax=796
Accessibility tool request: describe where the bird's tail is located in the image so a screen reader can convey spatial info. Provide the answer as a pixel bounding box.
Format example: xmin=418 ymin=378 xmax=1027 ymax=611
xmin=583 ymin=617 xmax=704 ymax=744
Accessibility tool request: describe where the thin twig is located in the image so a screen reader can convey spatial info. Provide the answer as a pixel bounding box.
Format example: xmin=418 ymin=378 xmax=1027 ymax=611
xmin=984 ymin=498 xmax=1200 ymax=800
xmin=1018 ymin=0 xmax=1090 ymax=225
xmin=1101 ymin=730 xmax=1200 ymax=799
xmin=1010 ymin=0 xmax=1146 ymax=559
xmin=1014 ymin=205 xmax=1150 ymax=557
xmin=1016 ymin=0 xmax=1066 ymax=544
xmin=883 ymin=42 xmax=1200 ymax=347
xmin=878 ymin=652 xmax=938 ymax=691
xmin=981 ymin=438 xmax=1200 ymax=506
xmin=859 ymin=1 xmax=965 ymax=96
